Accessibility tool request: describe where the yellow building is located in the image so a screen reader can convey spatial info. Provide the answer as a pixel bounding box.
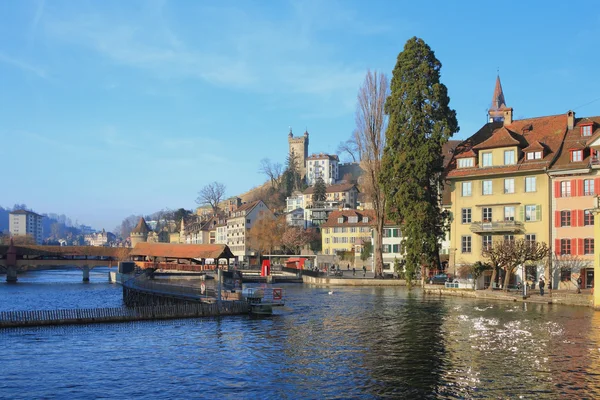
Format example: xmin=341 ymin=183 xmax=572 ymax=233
xmin=447 ymin=77 xmax=567 ymax=287
xmin=321 ymin=209 xmax=374 ymax=258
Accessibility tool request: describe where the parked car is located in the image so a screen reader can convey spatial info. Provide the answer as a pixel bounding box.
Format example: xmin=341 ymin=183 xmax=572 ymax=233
xmin=429 ymin=273 xmax=450 ymax=285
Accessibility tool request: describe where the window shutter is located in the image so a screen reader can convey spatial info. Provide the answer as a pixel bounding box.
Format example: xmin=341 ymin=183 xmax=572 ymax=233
xmin=596 ymin=178 xmax=600 ymax=195
xmin=573 ymin=210 xmax=579 ymax=227
xmin=554 ymin=211 xmax=561 ymax=228
xmin=571 ymin=238 xmax=578 ymax=255
xmin=520 ymin=206 xmax=525 ymax=221
xmin=579 ymin=210 xmax=585 ymax=227
xmin=554 ymin=181 xmax=561 ymax=197
xmin=536 ymin=205 xmax=542 ymax=221
xmin=578 ymin=238 xmax=584 ymax=256
xmin=571 ymin=179 xmax=578 ymax=196
xmin=578 ymin=180 xmax=585 ymax=196
xmin=555 ymin=239 xmax=560 ymax=255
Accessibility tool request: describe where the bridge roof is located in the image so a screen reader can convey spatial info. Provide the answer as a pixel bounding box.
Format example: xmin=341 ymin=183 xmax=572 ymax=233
xmin=129 ymin=243 xmax=235 ymax=260
xmin=0 ymin=245 xmax=129 ymax=258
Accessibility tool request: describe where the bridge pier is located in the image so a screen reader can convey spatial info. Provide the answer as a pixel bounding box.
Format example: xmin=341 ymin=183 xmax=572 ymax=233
xmin=6 ymin=266 xmax=18 ymax=283
xmin=82 ymin=265 xmax=90 ymax=282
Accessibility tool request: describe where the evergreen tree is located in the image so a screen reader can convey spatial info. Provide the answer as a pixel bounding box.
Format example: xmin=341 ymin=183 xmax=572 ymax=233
xmin=312 ymin=177 xmax=327 ymax=203
xmin=380 ymin=37 xmax=459 ymax=279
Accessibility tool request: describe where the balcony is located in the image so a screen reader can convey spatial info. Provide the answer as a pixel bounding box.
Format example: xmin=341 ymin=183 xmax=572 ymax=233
xmin=470 ymin=220 xmax=524 ymax=233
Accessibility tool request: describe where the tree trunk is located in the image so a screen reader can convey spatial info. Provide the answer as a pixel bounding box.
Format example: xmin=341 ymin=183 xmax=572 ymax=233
xmin=487 ymin=267 xmax=497 ymax=291
xmin=503 ymin=268 xmax=513 ymax=292
xmin=374 ymin=215 xmax=385 ymax=278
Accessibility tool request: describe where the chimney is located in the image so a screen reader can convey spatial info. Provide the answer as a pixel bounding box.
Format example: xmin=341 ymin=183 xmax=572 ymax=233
xmin=503 ymin=108 xmax=513 ymax=126
xmin=567 ymin=110 xmax=575 ymax=130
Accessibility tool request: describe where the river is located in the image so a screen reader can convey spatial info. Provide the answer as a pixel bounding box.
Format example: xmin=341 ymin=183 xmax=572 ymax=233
xmin=1 ymin=268 xmax=599 ymax=399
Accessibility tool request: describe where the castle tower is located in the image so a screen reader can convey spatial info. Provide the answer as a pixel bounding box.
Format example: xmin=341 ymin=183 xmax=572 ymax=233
xmin=288 ymin=127 xmax=309 ymax=179
xmin=130 ymin=217 xmax=150 ymax=247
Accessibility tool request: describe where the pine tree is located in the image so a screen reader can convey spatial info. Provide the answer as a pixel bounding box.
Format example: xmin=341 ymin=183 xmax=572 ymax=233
xmin=380 ymin=37 xmax=459 ymax=280
xmin=312 ymin=177 xmax=327 ymax=204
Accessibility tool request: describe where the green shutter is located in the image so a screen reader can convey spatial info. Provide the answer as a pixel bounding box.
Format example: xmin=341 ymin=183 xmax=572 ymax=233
xmin=536 ymin=205 xmax=542 ymax=221
xmin=519 ymin=206 xmax=525 ymax=222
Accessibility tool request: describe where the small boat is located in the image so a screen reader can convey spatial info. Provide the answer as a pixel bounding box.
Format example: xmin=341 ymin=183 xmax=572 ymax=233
xmin=241 ymin=287 xmax=285 ymax=315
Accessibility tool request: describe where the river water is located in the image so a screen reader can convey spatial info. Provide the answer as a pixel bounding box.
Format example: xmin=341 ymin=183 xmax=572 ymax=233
xmin=1 ymin=268 xmax=599 ymax=399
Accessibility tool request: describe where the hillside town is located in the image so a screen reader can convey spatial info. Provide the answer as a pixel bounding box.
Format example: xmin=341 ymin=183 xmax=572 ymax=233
xmin=4 ymin=75 xmax=600 ymax=293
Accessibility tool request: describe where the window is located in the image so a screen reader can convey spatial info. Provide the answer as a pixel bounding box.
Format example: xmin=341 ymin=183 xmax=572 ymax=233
xmin=393 ymin=244 xmax=400 ymax=253
xmin=482 ymin=152 xmax=492 ymax=167
xmin=584 ymin=210 xmax=594 ymax=226
xmin=393 ymin=229 xmax=400 ymax=238
xmin=585 ymin=238 xmax=595 ymax=255
xmin=584 ymin=179 xmax=595 ymax=196
xmin=560 ymin=181 xmax=572 ymax=197
xmin=325 ymin=238 xmax=330 ymax=244
xmin=504 ymin=150 xmax=516 ymax=165
xmin=525 ymin=234 xmax=537 ymax=245
xmin=560 ymin=268 xmax=572 ymax=282
xmin=561 ymin=210 xmax=571 ymax=227
xmin=461 ymin=208 xmax=472 ymax=224
xmin=504 ymin=206 xmax=515 ymax=221
xmin=582 ymin=125 xmax=592 ymax=137
xmin=525 ymin=176 xmax=536 ymax=192
xmin=571 ymin=150 xmax=583 ymax=162
xmin=363 ymin=217 xmax=369 ymax=223
xmin=482 ymin=180 xmax=493 ymax=195
xmin=504 ymin=178 xmax=515 ymax=194
xmin=348 ymin=216 xmax=358 ymax=223
xmin=504 ymin=234 xmax=514 ymax=242
xmin=246 ymin=219 xmax=251 ymax=224
xmin=337 ymin=217 xmax=344 ymax=224
xmin=462 ymin=182 xmax=472 ymax=197
xmin=458 ymin=158 xmax=474 ymax=168
xmin=482 ymin=235 xmax=492 ymax=252
xmin=526 ymin=151 xmax=542 ymax=160
xmin=461 ymin=236 xmax=472 ymax=253
xmin=482 ymin=207 xmax=492 ymax=222
xmin=560 ymin=238 xmax=571 ymax=255
xmin=525 ymin=205 xmax=538 ymax=222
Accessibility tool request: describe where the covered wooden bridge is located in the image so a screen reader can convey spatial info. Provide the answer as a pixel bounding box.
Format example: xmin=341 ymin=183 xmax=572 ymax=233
xmin=129 ymin=242 xmax=237 ymax=272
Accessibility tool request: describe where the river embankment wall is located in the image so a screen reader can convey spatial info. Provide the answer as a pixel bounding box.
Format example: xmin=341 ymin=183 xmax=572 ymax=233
xmin=302 ymin=276 xmax=407 ymax=286
xmin=423 ymin=285 xmax=594 ymax=308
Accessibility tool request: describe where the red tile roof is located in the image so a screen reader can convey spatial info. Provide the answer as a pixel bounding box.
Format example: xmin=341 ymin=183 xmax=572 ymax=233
xmin=551 ymin=115 xmax=600 ymax=171
xmin=131 ymin=217 xmax=151 ymax=234
xmin=303 ymin=183 xmax=358 ymax=195
xmin=448 ymin=114 xmax=568 ymax=178
xmin=523 ymin=140 xmax=546 ymax=152
xmin=130 ymin=242 xmax=235 ymax=259
xmin=321 ymin=209 xmax=376 ymax=228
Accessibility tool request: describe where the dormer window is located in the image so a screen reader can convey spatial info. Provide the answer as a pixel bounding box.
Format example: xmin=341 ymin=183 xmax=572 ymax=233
xmin=349 ymin=216 xmax=358 ymax=223
xmin=457 ymin=158 xmax=474 ymax=168
xmin=363 ymin=217 xmax=369 ymax=223
xmin=337 ymin=217 xmax=344 ymax=224
xmin=571 ymin=150 xmax=583 ymax=162
xmin=526 ymin=151 xmax=542 ymax=160
xmin=581 ymin=124 xmax=593 ymax=137
xmin=504 ymin=150 xmax=516 ymax=165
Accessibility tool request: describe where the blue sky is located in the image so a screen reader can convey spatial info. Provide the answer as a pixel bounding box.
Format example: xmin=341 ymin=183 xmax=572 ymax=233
xmin=1 ymin=0 xmax=599 ymax=231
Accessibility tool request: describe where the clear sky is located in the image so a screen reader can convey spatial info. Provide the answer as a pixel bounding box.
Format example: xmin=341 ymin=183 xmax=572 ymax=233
xmin=1 ymin=0 xmax=599 ymax=231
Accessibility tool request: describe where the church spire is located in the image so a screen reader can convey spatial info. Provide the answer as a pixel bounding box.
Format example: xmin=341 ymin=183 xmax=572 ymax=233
xmin=488 ymin=75 xmax=512 ymax=124
xmin=490 ymin=75 xmax=506 ymax=111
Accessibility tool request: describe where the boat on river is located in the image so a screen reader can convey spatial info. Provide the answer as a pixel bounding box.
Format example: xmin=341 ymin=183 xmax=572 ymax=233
xmin=241 ymin=287 xmax=285 ymax=315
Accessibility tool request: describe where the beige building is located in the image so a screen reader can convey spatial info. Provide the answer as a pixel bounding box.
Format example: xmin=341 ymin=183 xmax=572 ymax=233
xmin=226 ymin=200 xmax=273 ymax=261
xmin=306 ymin=153 xmax=339 ymax=186
xmin=9 ymin=209 xmax=44 ymax=244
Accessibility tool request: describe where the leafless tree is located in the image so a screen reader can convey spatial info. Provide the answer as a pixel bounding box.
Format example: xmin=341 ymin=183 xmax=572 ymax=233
xmin=258 ymin=158 xmax=284 ymax=189
xmin=484 ymin=239 xmax=549 ymax=292
xmin=354 ymin=70 xmax=389 ymax=278
xmin=337 ymin=138 xmax=360 ymax=162
xmin=196 ymin=181 xmax=226 ymax=214
xmin=551 ymin=253 xmax=591 ymax=291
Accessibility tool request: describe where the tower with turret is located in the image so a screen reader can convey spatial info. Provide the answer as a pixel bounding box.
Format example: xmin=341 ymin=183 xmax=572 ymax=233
xmin=130 ymin=217 xmax=151 ymax=247
xmin=288 ymin=128 xmax=309 ymax=179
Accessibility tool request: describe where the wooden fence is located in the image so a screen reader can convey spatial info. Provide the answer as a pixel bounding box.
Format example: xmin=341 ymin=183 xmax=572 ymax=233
xmin=0 ymin=301 xmax=250 ymax=328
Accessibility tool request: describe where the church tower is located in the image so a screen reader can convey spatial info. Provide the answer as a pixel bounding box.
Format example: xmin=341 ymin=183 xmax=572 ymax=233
xmin=288 ymin=127 xmax=309 ymax=179
xmin=130 ymin=217 xmax=150 ymax=247
xmin=488 ymin=75 xmax=513 ymax=124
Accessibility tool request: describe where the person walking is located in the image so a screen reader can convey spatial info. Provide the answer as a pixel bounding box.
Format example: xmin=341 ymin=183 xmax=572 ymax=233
xmin=347 ymin=263 xmax=350 ymax=271
xmin=352 ymin=267 xmax=356 ymax=276
xmin=577 ymin=276 xmax=583 ymax=294
xmin=539 ymin=277 xmax=545 ymax=296
xmin=362 ymin=265 xmax=367 ymax=277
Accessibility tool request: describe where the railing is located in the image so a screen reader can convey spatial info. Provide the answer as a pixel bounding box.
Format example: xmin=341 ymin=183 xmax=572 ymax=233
xmin=126 ymin=277 xmax=216 ymax=299
xmin=0 ymin=302 xmax=250 ymax=328
xmin=470 ymin=220 xmax=524 ymax=233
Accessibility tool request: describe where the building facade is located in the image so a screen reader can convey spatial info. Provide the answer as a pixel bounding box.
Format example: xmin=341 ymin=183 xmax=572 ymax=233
xmin=288 ymin=128 xmax=309 ymax=179
xmin=9 ymin=210 xmax=44 ymax=244
xmin=306 ymin=153 xmax=339 ymax=186
xmin=226 ymin=200 xmax=273 ymax=261
xmin=303 ymin=183 xmax=359 ymax=209
xmin=321 ymin=209 xmax=374 ymax=258
xmin=84 ymin=229 xmax=116 ymax=246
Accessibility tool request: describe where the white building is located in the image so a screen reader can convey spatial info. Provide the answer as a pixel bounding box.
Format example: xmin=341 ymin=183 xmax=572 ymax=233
xmin=84 ymin=229 xmax=115 ymax=246
xmin=226 ymin=200 xmax=274 ymax=261
xmin=286 ymin=191 xmax=304 ymax=212
xmin=381 ymin=226 xmax=403 ymax=274
xmin=9 ymin=209 xmax=44 ymax=244
xmin=216 ymin=222 xmax=228 ymax=244
xmin=306 ymin=153 xmax=339 ymax=186
xmin=286 ymin=208 xmax=305 ymax=228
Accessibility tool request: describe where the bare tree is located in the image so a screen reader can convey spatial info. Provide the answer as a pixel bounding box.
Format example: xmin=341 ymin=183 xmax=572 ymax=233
xmin=354 ymin=70 xmax=389 ymax=278
xmin=484 ymin=239 xmax=549 ymax=292
xmin=551 ymin=253 xmax=590 ymax=291
xmin=337 ymin=138 xmax=360 ymax=162
xmin=258 ymin=158 xmax=283 ymax=189
xmin=196 ymin=182 xmax=226 ymax=214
